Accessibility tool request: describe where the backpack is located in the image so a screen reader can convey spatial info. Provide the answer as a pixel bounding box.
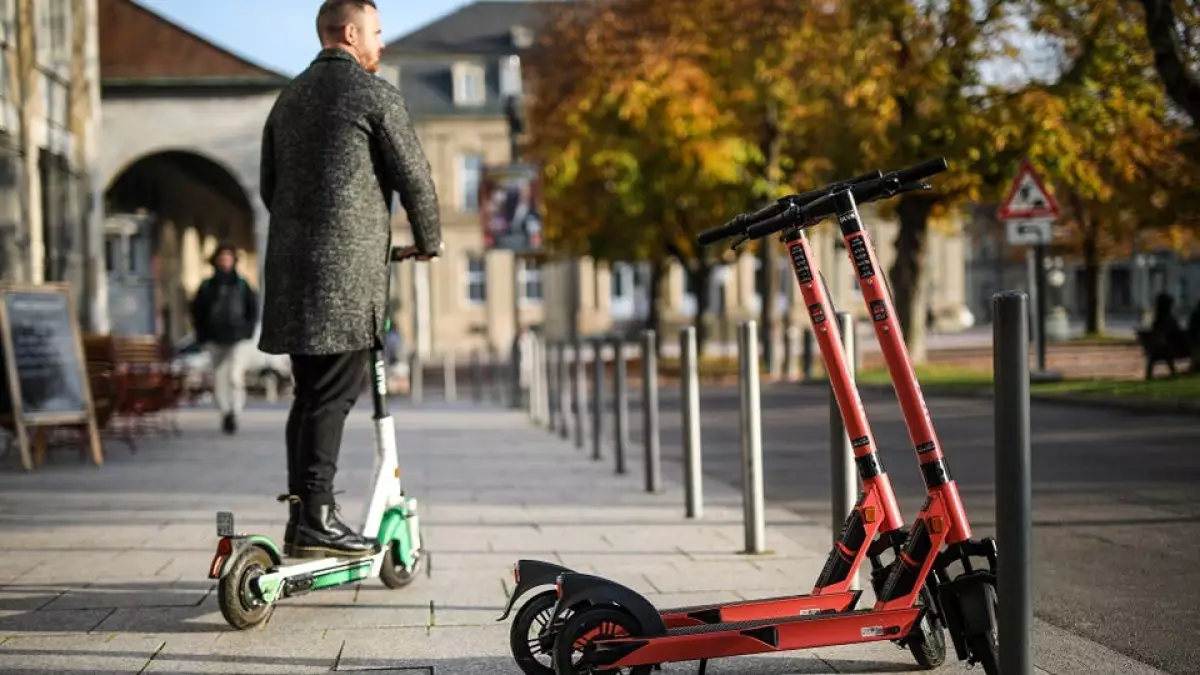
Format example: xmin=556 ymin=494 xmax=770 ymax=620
xmin=204 ymin=277 xmax=250 ymax=340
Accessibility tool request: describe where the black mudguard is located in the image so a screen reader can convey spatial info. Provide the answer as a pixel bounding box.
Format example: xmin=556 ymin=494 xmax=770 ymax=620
xmin=553 ymin=572 xmax=668 ymax=637
xmin=497 ymin=559 xmax=575 ymax=621
xmin=937 ymin=570 xmax=996 ymax=660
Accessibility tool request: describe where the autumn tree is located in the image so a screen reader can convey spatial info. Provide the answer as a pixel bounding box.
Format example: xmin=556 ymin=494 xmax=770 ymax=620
xmin=824 ymin=0 xmax=1026 ymax=363
xmin=522 ymin=0 xmax=761 ymax=349
xmin=1010 ymin=0 xmax=1198 ymax=334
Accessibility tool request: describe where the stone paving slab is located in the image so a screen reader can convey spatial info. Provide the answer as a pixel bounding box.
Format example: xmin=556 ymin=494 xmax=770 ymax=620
xmin=0 ymin=402 xmax=1174 ymax=674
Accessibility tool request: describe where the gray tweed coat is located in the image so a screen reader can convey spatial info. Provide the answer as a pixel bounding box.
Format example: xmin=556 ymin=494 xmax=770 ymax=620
xmin=257 ymin=48 xmax=442 ymax=356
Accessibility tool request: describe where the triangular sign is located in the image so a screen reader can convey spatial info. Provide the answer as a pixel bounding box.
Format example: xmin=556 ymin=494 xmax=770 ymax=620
xmin=998 ymin=160 xmax=1060 ymax=220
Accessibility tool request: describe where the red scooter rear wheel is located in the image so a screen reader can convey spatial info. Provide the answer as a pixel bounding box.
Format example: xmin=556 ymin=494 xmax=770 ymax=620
xmin=552 ymin=605 xmax=652 ymax=675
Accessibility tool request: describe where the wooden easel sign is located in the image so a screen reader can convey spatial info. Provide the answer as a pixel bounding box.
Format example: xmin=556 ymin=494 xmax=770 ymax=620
xmin=0 ymin=283 xmax=103 ymax=470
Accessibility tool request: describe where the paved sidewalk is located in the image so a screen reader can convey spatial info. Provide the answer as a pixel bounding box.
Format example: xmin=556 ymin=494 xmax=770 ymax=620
xmin=0 ymin=401 xmax=1170 ymax=674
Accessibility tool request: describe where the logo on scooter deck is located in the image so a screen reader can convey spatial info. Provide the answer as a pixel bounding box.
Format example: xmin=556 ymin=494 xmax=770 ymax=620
xmin=848 ymin=235 xmax=875 ymax=279
xmin=788 ymin=243 xmax=813 ymax=283
xmin=808 ymin=303 xmax=826 ymax=324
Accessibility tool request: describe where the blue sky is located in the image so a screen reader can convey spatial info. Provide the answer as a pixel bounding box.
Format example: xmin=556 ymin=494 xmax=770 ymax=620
xmin=137 ymin=0 xmax=477 ymax=76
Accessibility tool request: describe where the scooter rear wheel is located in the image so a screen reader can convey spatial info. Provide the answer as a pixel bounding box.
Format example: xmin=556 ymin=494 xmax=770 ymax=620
xmin=907 ymin=586 xmax=947 ymax=668
xmin=510 ymin=590 xmax=558 ymax=675
xmin=552 ymin=605 xmax=653 ymax=675
xmin=217 ymin=545 xmax=275 ymax=630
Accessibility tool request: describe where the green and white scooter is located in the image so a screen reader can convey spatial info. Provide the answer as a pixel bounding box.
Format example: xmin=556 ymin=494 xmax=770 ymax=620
xmin=209 ymin=245 xmax=426 ymax=630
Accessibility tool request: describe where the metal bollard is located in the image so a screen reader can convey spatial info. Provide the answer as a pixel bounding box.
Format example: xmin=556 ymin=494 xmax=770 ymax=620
xmin=641 ymin=330 xmax=662 ymax=493
xmin=830 ymin=313 xmax=860 ymax=590
xmin=528 ymin=337 xmax=541 ymax=424
xmin=557 ymin=342 xmax=569 ymax=439
xmin=738 ymin=320 xmax=766 ymax=554
xmin=612 ymin=337 xmax=628 ymax=474
xmin=509 ymin=336 xmax=523 ymax=410
xmin=490 ymin=347 xmax=502 ymax=404
xmin=573 ymin=338 xmax=585 ymax=449
xmin=443 ymin=352 xmax=457 ymax=403
xmin=802 ymin=327 xmax=814 ymax=381
xmin=591 ymin=338 xmax=605 ymax=460
xmin=681 ymin=326 xmax=703 ymax=518
xmin=784 ymin=325 xmax=800 ymax=382
xmin=409 ymin=353 xmax=423 ymax=404
xmin=469 ymin=349 xmax=482 ymax=403
xmin=994 ymin=291 xmax=1033 ymax=675
xmin=546 ymin=342 xmax=557 ymax=431
xmin=540 ymin=339 xmax=552 ymax=426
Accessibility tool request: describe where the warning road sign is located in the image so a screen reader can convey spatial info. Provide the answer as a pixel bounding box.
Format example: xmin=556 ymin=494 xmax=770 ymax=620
xmin=998 ymin=160 xmax=1060 ymax=221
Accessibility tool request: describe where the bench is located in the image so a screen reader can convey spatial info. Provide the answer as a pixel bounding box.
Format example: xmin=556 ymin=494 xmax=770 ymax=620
xmin=1135 ymin=328 xmax=1191 ymax=380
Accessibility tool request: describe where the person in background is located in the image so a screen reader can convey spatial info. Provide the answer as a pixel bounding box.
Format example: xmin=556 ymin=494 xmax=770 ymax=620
xmin=190 ymin=242 xmax=259 ymax=434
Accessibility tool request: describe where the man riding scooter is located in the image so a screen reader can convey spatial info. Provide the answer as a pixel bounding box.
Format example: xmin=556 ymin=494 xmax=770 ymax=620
xmin=257 ymin=0 xmax=443 ymax=559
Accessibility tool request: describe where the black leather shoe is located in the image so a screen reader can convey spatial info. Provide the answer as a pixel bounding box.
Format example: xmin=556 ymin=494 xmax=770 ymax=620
xmin=291 ymin=503 xmax=378 ymax=559
xmin=278 ymin=494 xmax=302 ymax=556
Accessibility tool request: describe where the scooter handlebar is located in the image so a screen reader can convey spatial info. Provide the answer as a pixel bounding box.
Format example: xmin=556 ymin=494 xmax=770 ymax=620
xmin=698 ymin=169 xmax=883 ymax=246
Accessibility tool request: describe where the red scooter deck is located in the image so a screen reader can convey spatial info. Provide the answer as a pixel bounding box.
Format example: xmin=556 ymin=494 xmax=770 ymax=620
xmin=591 ymin=607 xmax=924 ymax=668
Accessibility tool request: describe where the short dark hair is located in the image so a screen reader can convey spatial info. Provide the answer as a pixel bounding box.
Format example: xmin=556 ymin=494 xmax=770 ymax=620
xmin=316 ymin=0 xmax=377 ymax=41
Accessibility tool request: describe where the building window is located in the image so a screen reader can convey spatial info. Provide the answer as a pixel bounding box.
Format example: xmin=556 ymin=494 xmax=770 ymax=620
xmin=466 ymin=255 xmax=486 ymax=304
xmin=0 ymin=0 xmax=14 ymax=46
xmin=518 ymin=257 xmax=542 ymax=303
xmin=35 ymin=0 xmax=70 ymax=70
xmin=499 ymin=55 xmax=522 ymax=97
xmin=458 ymin=154 xmax=484 ymax=212
xmin=453 ymin=63 xmax=485 ymax=106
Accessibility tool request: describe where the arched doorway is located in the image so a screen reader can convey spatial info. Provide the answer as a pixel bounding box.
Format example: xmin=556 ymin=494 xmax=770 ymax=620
xmin=104 ymin=150 xmax=256 ymax=342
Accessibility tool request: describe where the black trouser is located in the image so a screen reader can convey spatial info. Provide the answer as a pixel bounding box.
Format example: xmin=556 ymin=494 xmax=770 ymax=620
xmin=286 ymin=349 xmax=369 ymax=507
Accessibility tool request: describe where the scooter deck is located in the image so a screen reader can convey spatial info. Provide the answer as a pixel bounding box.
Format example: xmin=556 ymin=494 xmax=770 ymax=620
xmin=658 ymin=590 xmax=860 ymax=626
xmin=589 ymin=606 xmax=924 ymax=668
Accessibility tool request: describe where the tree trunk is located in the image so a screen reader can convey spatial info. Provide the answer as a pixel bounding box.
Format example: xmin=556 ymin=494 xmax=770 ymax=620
xmin=757 ymin=98 xmax=782 ymax=375
xmin=887 ymin=194 xmax=937 ymax=364
xmin=646 ymin=256 xmax=665 ymax=355
xmin=1139 ymin=0 xmax=1200 ymax=128
xmin=688 ymin=263 xmax=713 ymax=355
xmin=1082 ymin=219 xmax=1107 ymax=336
xmin=759 ymin=240 xmax=779 ymax=374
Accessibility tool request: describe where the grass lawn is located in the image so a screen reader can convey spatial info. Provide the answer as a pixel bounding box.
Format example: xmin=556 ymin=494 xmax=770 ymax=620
xmin=856 ymin=364 xmax=1200 ymax=402
xmin=1066 ymin=333 xmax=1138 ymax=346
xmin=857 ymin=364 xmax=994 ymax=390
xmin=1031 ymin=375 xmax=1200 ymax=401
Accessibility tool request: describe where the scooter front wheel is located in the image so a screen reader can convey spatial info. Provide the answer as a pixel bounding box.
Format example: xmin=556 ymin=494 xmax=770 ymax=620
xmin=380 ymin=535 xmax=424 ymax=589
xmin=964 ymin=583 xmax=999 ymax=675
xmin=217 ymin=545 xmax=276 ymax=630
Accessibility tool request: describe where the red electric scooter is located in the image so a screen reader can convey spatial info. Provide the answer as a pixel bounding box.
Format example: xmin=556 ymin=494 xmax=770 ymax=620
xmin=499 ymin=170 xmax=950 ymax=675
xmin=542 ymin=158 xmax=1000 ymax=675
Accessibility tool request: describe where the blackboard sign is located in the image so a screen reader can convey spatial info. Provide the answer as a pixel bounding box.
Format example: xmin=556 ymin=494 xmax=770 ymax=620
xmin=0 ymin=283 xmax=101 ymax=470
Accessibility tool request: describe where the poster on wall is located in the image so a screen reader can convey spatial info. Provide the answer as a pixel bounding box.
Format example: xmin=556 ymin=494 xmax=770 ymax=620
xmin=480 ymin=163 xmax=542 ymax=252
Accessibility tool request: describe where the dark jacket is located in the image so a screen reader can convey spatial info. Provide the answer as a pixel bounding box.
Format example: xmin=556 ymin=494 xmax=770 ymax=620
xmin=191 ymin=271 xmax=259 ymax=345
xmin=257 ymin=48 xmax=442 ymax=356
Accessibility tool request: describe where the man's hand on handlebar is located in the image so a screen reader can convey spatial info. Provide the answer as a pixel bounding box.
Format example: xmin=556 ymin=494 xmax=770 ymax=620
xmin=391 ymin=242 xmax=444 ymax=262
